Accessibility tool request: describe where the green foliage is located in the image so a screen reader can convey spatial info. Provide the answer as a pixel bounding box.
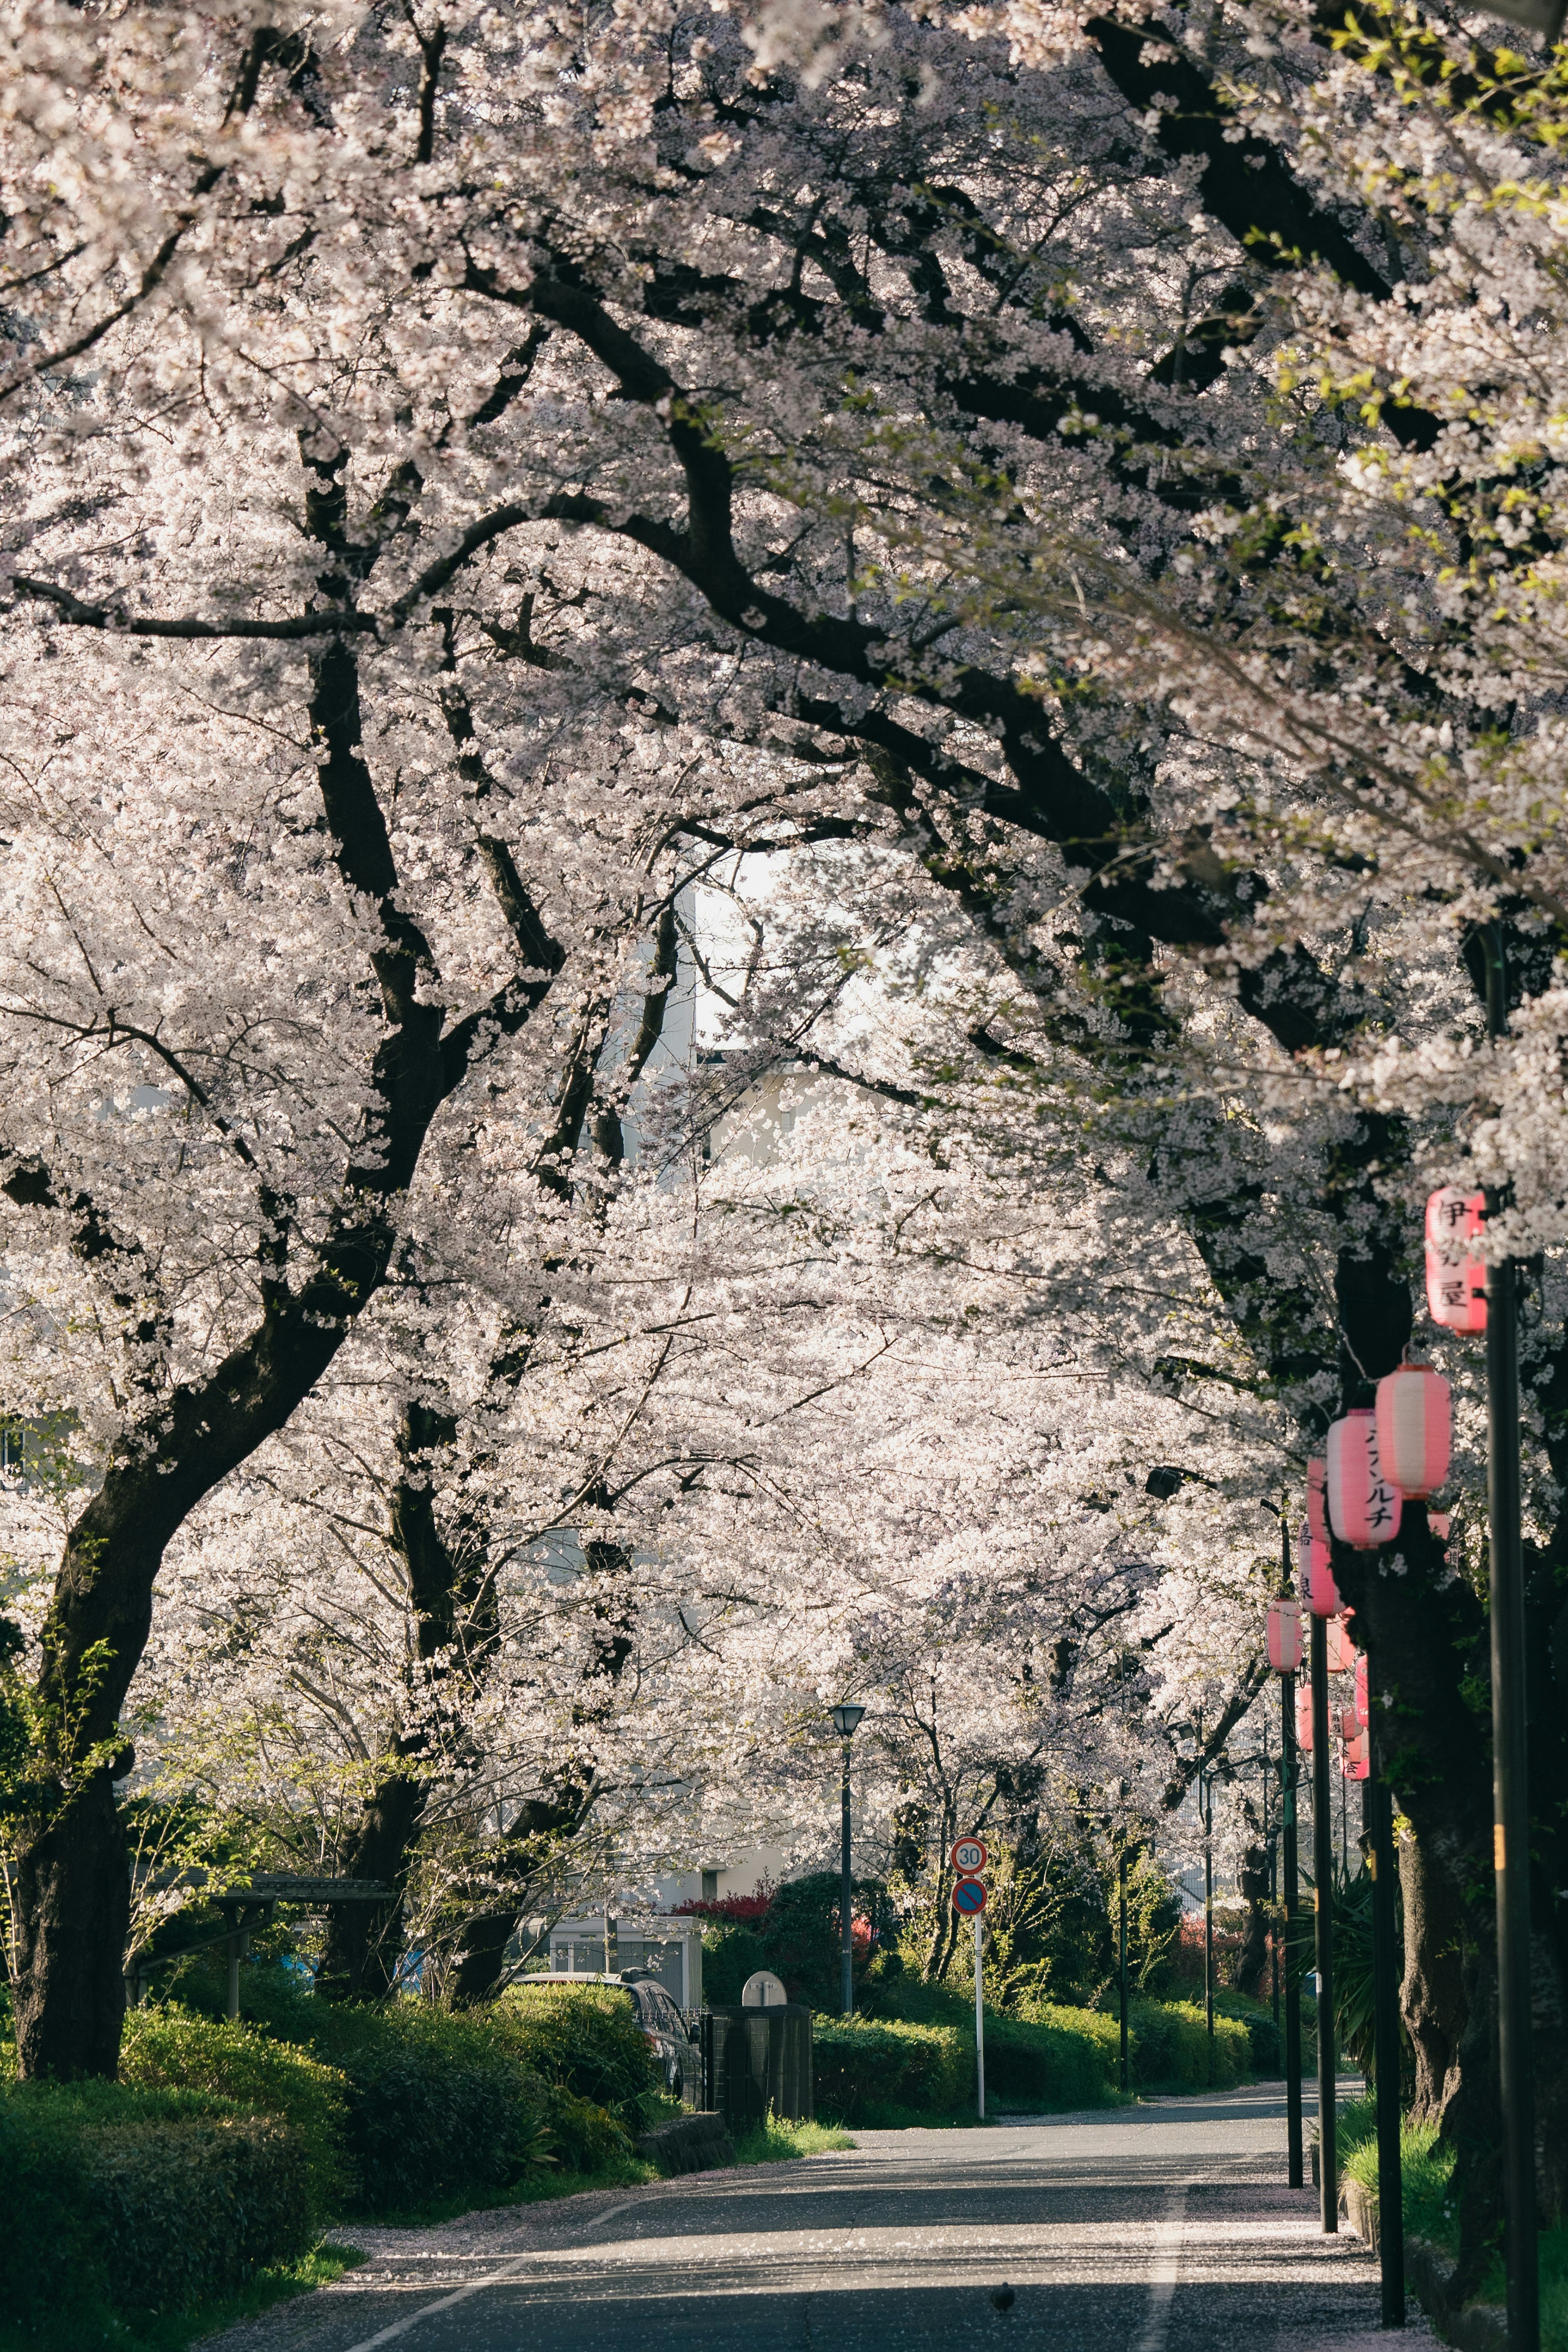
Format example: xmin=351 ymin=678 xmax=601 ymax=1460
xmin=494 ymin=1984 xmax=663 ymax=2129
xmin=1337 ymin=2092 xmax=1456 ymax=2250
xmin=812 ymin=2016 xmax=971 ymax=2120
xmin=985 ymin=2005 xmax=1119 ymax=2109
xmin=0 ymin=2078 xmax=311 ymax=2330
xmin=983 ymin=1836 xmax=1181 ymax=2009
xmin=700 ymin=1924 xmax=770 ymax=2004
xmin=120 ymin=2006 xmax=351 ymax=2222
xmin=232 ymin=1975 xmax=556 ymax=2211
xmin=91 ymin=2113 xmax=312 ymax=2314
xmin=1121 ymin=2000 xmax=1251 ymax=2091
xmin=752 ymin=1872 xmax=895 ymax=2012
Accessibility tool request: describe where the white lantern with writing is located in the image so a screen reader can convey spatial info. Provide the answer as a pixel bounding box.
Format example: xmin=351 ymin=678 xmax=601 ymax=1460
xmin=1327 ymin=1409 xmax=1403 ymax=1550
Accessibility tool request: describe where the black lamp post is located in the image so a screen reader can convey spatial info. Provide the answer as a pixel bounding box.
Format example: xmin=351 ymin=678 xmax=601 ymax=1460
xmin=1481 ymin=927 xmax=1539 ymax=2352
xmin=1311 ymin=1602 xmax=1338 ymax=2234
xmin=829 ymin=1703 xmax=866 ymax=2016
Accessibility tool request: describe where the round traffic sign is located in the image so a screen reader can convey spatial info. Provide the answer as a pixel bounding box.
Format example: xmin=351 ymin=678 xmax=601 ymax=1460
xmin=951 ymin=1876 xmax=987 ymax=1915
xmin=951 ymin=1836 xmax=988 ymax=1875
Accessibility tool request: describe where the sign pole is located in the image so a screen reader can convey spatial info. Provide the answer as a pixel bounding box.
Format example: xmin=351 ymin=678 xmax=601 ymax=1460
xmin=1281 ymin=1515 xmax=1305 ymax=2191
xmin=975 ymin=1913 xmax=985 ymax=2122
xmin=1119 ymin=1841 xmax=1129 ymax=2094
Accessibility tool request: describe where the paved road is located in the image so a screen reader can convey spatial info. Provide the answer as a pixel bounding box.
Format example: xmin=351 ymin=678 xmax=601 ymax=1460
xmin=217 ymin=2084 xmax=1431 ymax=2352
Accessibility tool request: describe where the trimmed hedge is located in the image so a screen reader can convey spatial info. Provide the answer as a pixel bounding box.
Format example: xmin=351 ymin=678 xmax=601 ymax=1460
xmin=121 ymin=2004 xmax=351 ymax=2221
xmin=985 ymin=2005 xmax=1120 ymax=2109
xmin=233 ymin=1977 xmax=560 ymax=2211
xmin=0 ymin=2079 xmax=312 ymax=2328
xmin=1125 ymin=1999 xmax=1251 ymax=2091
xmin=495 ymin=1984 xmax=662 ymax=2124
xmin=813 ymin=2017 xmax=971 ymax=2118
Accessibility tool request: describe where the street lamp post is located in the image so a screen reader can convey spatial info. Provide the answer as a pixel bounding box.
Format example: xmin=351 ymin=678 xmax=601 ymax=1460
xmin=1119 ymin=1841 xmax=1130 ymax=2095
xmin=1311 ymin=1604 xmax=1338 ymax=2235
xmin=1366 ymin=1654 xmax=1405 ymax=2332
xmin=829 ymin=1704 xmax=866 ymax=2018
xmin=1482 ymin=927 xmax=1539 ymax=2352
xmin=1213 ymin=1768 xmax=1222 ymax=2069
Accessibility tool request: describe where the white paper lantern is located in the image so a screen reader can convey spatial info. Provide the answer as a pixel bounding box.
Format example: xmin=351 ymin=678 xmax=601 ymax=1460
xmin=1425 ymin=1187 xmax=1487 ymax=1335
xmin=1267 ymin=1598 xmax=1303 ymax=1674
xmin=1375 ymin=1362 xmax=1452 ymax=1499
xmin=1327 ymin=1409 xmax=1403 ymax=1550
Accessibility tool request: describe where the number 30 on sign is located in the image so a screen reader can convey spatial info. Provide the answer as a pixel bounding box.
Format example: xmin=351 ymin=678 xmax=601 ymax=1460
xmin=951 ymin=1837 xmax=987 ymax=1875
xmin=951 ymin=1876 xmax=987 ymax=1915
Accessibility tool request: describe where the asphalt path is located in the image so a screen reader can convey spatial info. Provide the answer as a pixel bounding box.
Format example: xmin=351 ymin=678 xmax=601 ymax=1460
xmin=213 ymin=2083 xmax=1432 ymax=2352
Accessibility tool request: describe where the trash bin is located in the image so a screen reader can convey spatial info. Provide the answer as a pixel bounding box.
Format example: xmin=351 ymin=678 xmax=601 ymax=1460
xmin=702 ymin=2002 xmax=813 ymax=2128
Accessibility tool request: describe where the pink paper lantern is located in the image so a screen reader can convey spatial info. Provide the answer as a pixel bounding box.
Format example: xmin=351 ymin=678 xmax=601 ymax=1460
xmin=1296 ymin=1682 xmax=1313 ymax=1752
xmin=1267 ymin=1598 xmax=1303 ymax=1674
xmin=1298 ymin=1526 xmax=1341 ymax=1617
xmin=1307 ymin=1457 xmax=1329 ymax=1544
xmin=1430 ymin=1512 xmax=1450 ymax=1541
xmin=1341 ymin=1722 xmax=1369 ymax=1781
xmin=1354 ymin=1653 xmax=1369 ymax=1728
xmin=1327 ymin=1408 xmax=1403 ymax=1550
xmin=1425 ymin=1187 xmax=1487 ymax=1335
xmin=1375 ymin=1362 xmax=1452 ymax=1499
xmin=1325 ymin=1615 xmax=1356 ymax=1677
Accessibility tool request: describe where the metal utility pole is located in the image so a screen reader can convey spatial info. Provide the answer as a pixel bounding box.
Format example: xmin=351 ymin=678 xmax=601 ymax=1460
xmin=1213 ymin=1768 xmax=1222 ymax=2069
xmin=1283 ymin=1665 xmax=1304 ymax=2189
xmin=1367 ymin=1675 xmax=1405 ymax=2330
xmin=1483 ymin=925 xmax=1539 ymax=2352
xmin=1281 ymin=1514 xmax=1303 ymax=2189
xmin=829 ymin=1704 xmax=866 ymax=2018
xmin=1119 ymin=1841 xmax=1130 ymax=2094
xmin=1312 ymin=1606 xmax=1337 ymax=2233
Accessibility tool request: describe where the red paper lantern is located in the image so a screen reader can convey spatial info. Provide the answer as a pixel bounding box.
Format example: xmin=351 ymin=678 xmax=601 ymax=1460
xmin=1327 ymin=1408 xmax=1403 ymax=1550
xmin=1425 ymin=1187 xmax=1487 ymax=1334
xmin=1296 ymin=1682 xmax=1313 ymax=1752
xmin=1307 ymin=1456 xmax=1329 ymax=1544
xmin=1325 ymin=1615 xmax=1356 ymax=1677
xmin=1375 ymin=1362 xmax=1452 ymax=1499
xmin=1340 ymin=1721 xmax=1369 ymax=1781
xmin=1354 ymin=1653 xmax=1369 ymax=1728
xmin=1267 ymin=1598 xmax=1303 ymax=1673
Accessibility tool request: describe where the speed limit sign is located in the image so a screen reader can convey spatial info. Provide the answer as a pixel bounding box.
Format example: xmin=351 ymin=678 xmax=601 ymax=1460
xmin=951 ymin=1836 xmax=988 ymax=1876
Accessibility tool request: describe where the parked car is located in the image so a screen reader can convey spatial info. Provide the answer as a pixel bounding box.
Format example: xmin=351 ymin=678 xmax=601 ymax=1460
xmin=514 ymin=1969 xmax=702 ymax=2105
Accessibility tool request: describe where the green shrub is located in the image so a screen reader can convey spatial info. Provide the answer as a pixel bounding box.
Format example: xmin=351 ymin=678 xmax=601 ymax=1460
xmin=1125 ymin=1999 xmax=1250 ymax=2091
xmin=530 ymin=2083 xmax=635 ymax=2172
xmin=988 ymin=2005 xmax=1119 ymax=2109
xmin=222 ymin=1971 xmax=554 ymax=2212
xmin=701 ymin=1924 xmax=770 ymax=2005
xmin=92 ymin=2111 xmax=312 ymax=2312
xmin=494 ymin=1984 xmax=662 ymax=2133
xmin=120 ymin=2004 xmax=352 ymax=2221
xmin=0 ymin=2078 xmax=311 ymax=2328
xmin=813 ymin=2017 xmax=971 ymax=2120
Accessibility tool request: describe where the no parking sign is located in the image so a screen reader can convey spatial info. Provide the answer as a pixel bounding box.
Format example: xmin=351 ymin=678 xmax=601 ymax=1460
xmin=951 ymin=1875 xmax=987 ymax=1915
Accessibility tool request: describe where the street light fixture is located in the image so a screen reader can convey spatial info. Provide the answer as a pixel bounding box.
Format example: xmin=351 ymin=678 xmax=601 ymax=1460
xmin=829 ymin=1703 xmax=866 ymax=2016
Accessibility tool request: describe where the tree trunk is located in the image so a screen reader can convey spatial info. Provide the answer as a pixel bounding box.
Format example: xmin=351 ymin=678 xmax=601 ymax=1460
xmin=11 ymin=1769 xmax=130 ymax=2080
xmin=316 ymin=1771 xmax=424 ymax=2002
xmin=1396 ymin=1818 xmax=1470 ymax=2126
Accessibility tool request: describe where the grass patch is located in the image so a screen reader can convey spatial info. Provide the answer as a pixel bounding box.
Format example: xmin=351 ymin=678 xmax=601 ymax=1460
xmin=731 ymin=2114 xmax=854 ymax=2163
xmin=1336 ymin=2091 xmax=1457 ymax=2250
